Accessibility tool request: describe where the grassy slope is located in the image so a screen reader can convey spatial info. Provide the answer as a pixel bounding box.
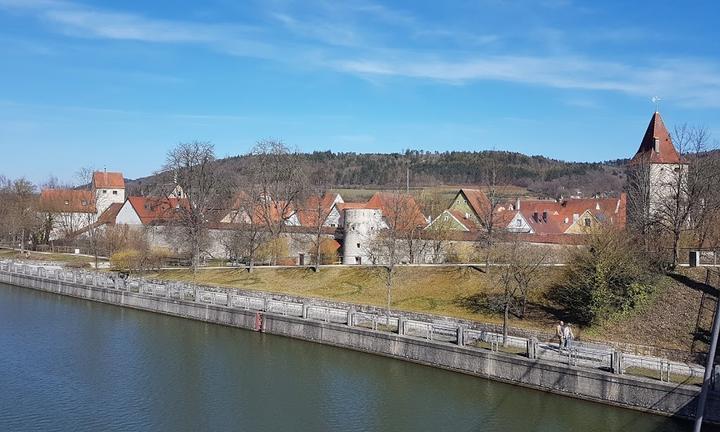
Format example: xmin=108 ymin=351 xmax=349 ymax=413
xmin=590 ymin=268 xmax=708 ymax=353
xmin=0 ymin=249 xmax=102 ymax=266
xmin=144 ymin=266 xmax=711 ymax=352
xmin=145 ymin=266 xmax=563 ymax=332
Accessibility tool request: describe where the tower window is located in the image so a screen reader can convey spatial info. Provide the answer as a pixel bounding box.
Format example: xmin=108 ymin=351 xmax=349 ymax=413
xmin=653 ymin=138 xmax=660 ymax=153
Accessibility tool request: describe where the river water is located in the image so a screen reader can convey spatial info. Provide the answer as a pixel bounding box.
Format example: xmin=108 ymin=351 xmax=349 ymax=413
xmin=0 ymin=282 xmax=696 ymax=431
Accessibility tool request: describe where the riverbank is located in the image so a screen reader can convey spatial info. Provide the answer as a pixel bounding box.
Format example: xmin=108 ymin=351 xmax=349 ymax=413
xmin=1 ymin=261 xmax=718 ymax=425
xmin=143 ymin=265 xmax=708 ymax=357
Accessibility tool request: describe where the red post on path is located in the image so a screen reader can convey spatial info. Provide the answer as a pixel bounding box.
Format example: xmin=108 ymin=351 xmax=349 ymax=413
xmin=254 ymin=312 xmax=264 ymax=332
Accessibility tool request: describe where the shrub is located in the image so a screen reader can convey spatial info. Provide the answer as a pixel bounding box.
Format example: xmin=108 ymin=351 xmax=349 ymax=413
xmin=318 ymin=239 xmax=340 ymax=265
xmin=110 ymin=249 xmax=142 ymax=273
xmin=549 ymin=227 xmax=656 ymax=325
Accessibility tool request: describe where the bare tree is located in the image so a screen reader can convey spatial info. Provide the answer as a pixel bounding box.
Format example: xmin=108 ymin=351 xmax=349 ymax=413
xmin=655 ymin=126 xmax=719 ymax=268
xmin=626 ymin=157 xmax=656 ymax=253
xmin=479 ymin=159 xmax=508 ymax=268
xmin=226 ymin=185 xmax=271 ymax=272
xmin=496 ymin=239 xmax=546 ymax=346
xmin=368 ymin=189 xmax=425 ymax=317
xmin=304 ymin=168 xmax=334 ymax=272
xmin=0 ymin=177 xmax=39 ymax=252
xmin=425 ymin=213 xmax=456 ymax=264
xmin=248 ymin=139 xmax=307 ymax=264
xmin=163 ymin=141 xmax=223 ymax=274
xmin=76 ymin=167 xmax=102 ymax=268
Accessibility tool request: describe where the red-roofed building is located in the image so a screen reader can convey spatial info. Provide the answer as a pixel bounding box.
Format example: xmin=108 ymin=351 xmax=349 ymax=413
xmin=92 ymin=171 xmax=126 ymax=216
xmin=38 ymin=189 xmax=97 ymax=240
xmin=628 ymin=111 xmax=688 ymax=217
xmin=115 ymin=196 xmax=188 ymax=225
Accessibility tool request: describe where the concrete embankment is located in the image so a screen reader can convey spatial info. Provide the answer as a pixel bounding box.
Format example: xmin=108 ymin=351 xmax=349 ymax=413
xmin=1 ymin=265 xmax=718 ymax=424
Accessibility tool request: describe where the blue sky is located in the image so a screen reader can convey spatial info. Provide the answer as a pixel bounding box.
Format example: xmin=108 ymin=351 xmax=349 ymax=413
xmin=1 ymin=0 xmax=720 ymax=184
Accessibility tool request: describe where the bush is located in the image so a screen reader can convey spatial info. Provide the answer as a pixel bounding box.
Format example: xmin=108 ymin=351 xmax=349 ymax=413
xmin=110 ymin=249 xmax=142 ymax=273
xmin=319 ymin=239 xmax=340 ymax=264
xmin=549 ymin=227 xmax=656 ymax=325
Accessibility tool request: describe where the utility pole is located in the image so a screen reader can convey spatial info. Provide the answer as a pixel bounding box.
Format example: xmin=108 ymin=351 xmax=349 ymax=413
xmin=406 ymin=166 xmax=410 ymax=194
xmin=694 ymin=272 xmax=720 ymax=431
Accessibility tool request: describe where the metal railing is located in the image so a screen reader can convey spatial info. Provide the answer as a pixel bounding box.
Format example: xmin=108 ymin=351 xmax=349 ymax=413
xmin=0 ymin=259 xmax=708 ymax=385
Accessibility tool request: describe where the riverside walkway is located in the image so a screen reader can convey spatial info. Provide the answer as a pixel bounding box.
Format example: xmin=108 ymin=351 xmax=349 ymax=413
xmin=0 ymin=259 xmax=712 ymax=386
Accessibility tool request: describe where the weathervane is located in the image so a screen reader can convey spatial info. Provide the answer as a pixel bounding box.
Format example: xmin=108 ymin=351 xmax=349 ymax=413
xmin=651 ymin=96 xmax=662 ymax=113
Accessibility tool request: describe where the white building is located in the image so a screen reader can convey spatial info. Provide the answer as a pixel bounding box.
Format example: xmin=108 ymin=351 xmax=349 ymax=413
xmin=92 ymin=171 xmax=125 ymax=217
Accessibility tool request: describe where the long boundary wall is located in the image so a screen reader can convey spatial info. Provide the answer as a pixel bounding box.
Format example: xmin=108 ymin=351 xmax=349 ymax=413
xmin=1 ymin=267 xmax=718 ymax=425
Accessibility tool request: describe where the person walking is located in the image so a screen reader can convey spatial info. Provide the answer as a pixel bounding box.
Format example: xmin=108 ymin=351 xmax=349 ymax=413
xmin=555 ymin=321 xmax=565 ymax=350
xmin=563 ymin=323 xmax=575 ymax=350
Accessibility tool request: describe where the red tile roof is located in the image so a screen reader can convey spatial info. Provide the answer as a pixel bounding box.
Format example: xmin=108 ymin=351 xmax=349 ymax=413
xmin=508 ymin=196 xmax=626 ymax=235
xmin=457 ymin=189 xmax=491 ymax=219
xmin=630 ymin=112 xmax=683 ymax=165
xmin=39 ymin=189 xmax=96 ymax=213
xmin=98 ymin=202 xmax=123 ymax=224
xmin=296 ymin=192 xmax=340 ymax=227
xmin=127 ymin=196 xmax=188 ymax=225
xmin=366 ymin=192 xmax=427 ymax=230
xmin=92 ymin=171 xmax=125 ymax=189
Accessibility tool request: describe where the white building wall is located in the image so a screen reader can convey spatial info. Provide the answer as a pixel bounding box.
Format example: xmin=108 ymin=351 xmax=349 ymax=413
xmin=115 ymin=201 xmax=142 ymax=225
xmin=49 ymin=212 xmax=96 ymax=240
xmin=649 ymin=163 xmax=687 ymax=215
xmin=95 ymin=187 xmax=125 ymax=216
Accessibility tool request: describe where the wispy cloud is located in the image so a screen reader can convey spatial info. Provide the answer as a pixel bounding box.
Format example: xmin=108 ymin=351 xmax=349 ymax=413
xmin=3 ymin=0 xmax=720 ymax=108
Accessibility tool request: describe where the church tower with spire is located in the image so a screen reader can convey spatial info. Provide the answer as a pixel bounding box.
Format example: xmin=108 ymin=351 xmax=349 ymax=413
xmin=629 ymin=111 xmax=688 ymax=216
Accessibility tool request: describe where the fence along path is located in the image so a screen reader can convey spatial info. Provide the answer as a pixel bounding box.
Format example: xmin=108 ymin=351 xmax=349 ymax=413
xmin=0 ymin=260 xmax=708 ymax=383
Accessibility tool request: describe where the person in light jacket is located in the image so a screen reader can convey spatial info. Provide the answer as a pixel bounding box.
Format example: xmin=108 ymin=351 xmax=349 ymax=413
xmin=562 ymin=324 xmax=575 ymax=350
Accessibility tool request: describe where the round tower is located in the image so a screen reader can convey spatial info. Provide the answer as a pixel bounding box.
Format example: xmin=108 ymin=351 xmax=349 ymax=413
xmin=343 ymin=208 xmax=383 ymax=265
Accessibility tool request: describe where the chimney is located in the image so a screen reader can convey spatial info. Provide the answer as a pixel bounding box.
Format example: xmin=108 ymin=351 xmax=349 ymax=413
xmin=573 ymin=213 xmax=579 ymax=222
xmin=515 ymin=197 xmax=520 ymax=211
xmin=542 ymin=211 xmax=548 ymax=223
xmin=532 ymin=212 xmax=539 ymax=223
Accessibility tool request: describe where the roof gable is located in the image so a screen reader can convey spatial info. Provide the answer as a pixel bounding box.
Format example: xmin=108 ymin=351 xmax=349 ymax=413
xmin=630 ymin=112 xmax=683 ymax=165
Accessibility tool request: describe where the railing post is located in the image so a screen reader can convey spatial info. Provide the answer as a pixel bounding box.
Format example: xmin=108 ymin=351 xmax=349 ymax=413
xmin=398 ymin=317 xmax=405 ymax=336
xmin=302 ymin=304 xmax=309 ymax=319
xmin=457 ymin=325 xmax=464 ymax=346
xmin=527 ymin=337 xmax=538 ymax=359
xmin=611 ymin=351 xmax=624 ymax=374
xmin=226 ymin=291 xmax=232 ymax=307
xmin=346 ymin=308 xmax=353 ymax=326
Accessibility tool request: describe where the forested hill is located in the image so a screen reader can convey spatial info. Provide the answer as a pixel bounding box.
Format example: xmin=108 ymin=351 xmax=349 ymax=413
xmin=130 ymin=150 xmax=628 ymax=198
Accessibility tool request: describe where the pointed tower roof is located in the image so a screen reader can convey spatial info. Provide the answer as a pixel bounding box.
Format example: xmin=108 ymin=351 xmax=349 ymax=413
xmin=630 ymin=112 xmax=684 ymax=165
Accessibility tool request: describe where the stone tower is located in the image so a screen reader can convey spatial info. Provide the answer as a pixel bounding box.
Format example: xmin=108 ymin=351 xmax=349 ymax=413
xmin=629 ymin=111 xmax=687 ymax=216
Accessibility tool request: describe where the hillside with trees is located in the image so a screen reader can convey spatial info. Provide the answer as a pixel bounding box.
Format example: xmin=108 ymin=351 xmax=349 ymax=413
xmin=128 ymin=150 xmax=626 ymax=199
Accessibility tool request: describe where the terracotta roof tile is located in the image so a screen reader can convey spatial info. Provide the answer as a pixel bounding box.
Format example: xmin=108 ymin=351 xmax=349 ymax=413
xmin=127 ymin=196 xmax=188 ymax=225
xmin=39 ymin=189 xmax=95 ymax=213
xmin=630 ymin=112 xmax=683 ymax=165
xmin=92 ymin=171 xmax=125 ymax=189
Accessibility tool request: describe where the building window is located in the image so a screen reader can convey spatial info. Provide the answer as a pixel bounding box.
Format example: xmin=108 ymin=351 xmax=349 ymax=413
xmin=515 ymin=219 xmax=522 ymax=227
xmin=584 ymin=218 xmax=591 ymax=227
xmin=81 ymin=200 xmax=88 ymax=206
xmin=64 ymin=200 xmax=69 ymax=205
xmin=356 ymin=243 xmax=361 ymax=248
xmin=103 ymin=190 xmax=107 ymax=194
xmin=112 ymin=190 xmax=118 ymax=195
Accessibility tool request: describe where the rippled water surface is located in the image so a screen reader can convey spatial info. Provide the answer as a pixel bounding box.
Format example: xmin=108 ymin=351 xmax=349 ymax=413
xmin=0 ymin=283 xmax=696 ymax=431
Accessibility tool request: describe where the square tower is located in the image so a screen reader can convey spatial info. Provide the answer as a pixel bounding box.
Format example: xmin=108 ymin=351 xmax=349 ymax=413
xmin=92 ymin=171 xmax=126 ymax=216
